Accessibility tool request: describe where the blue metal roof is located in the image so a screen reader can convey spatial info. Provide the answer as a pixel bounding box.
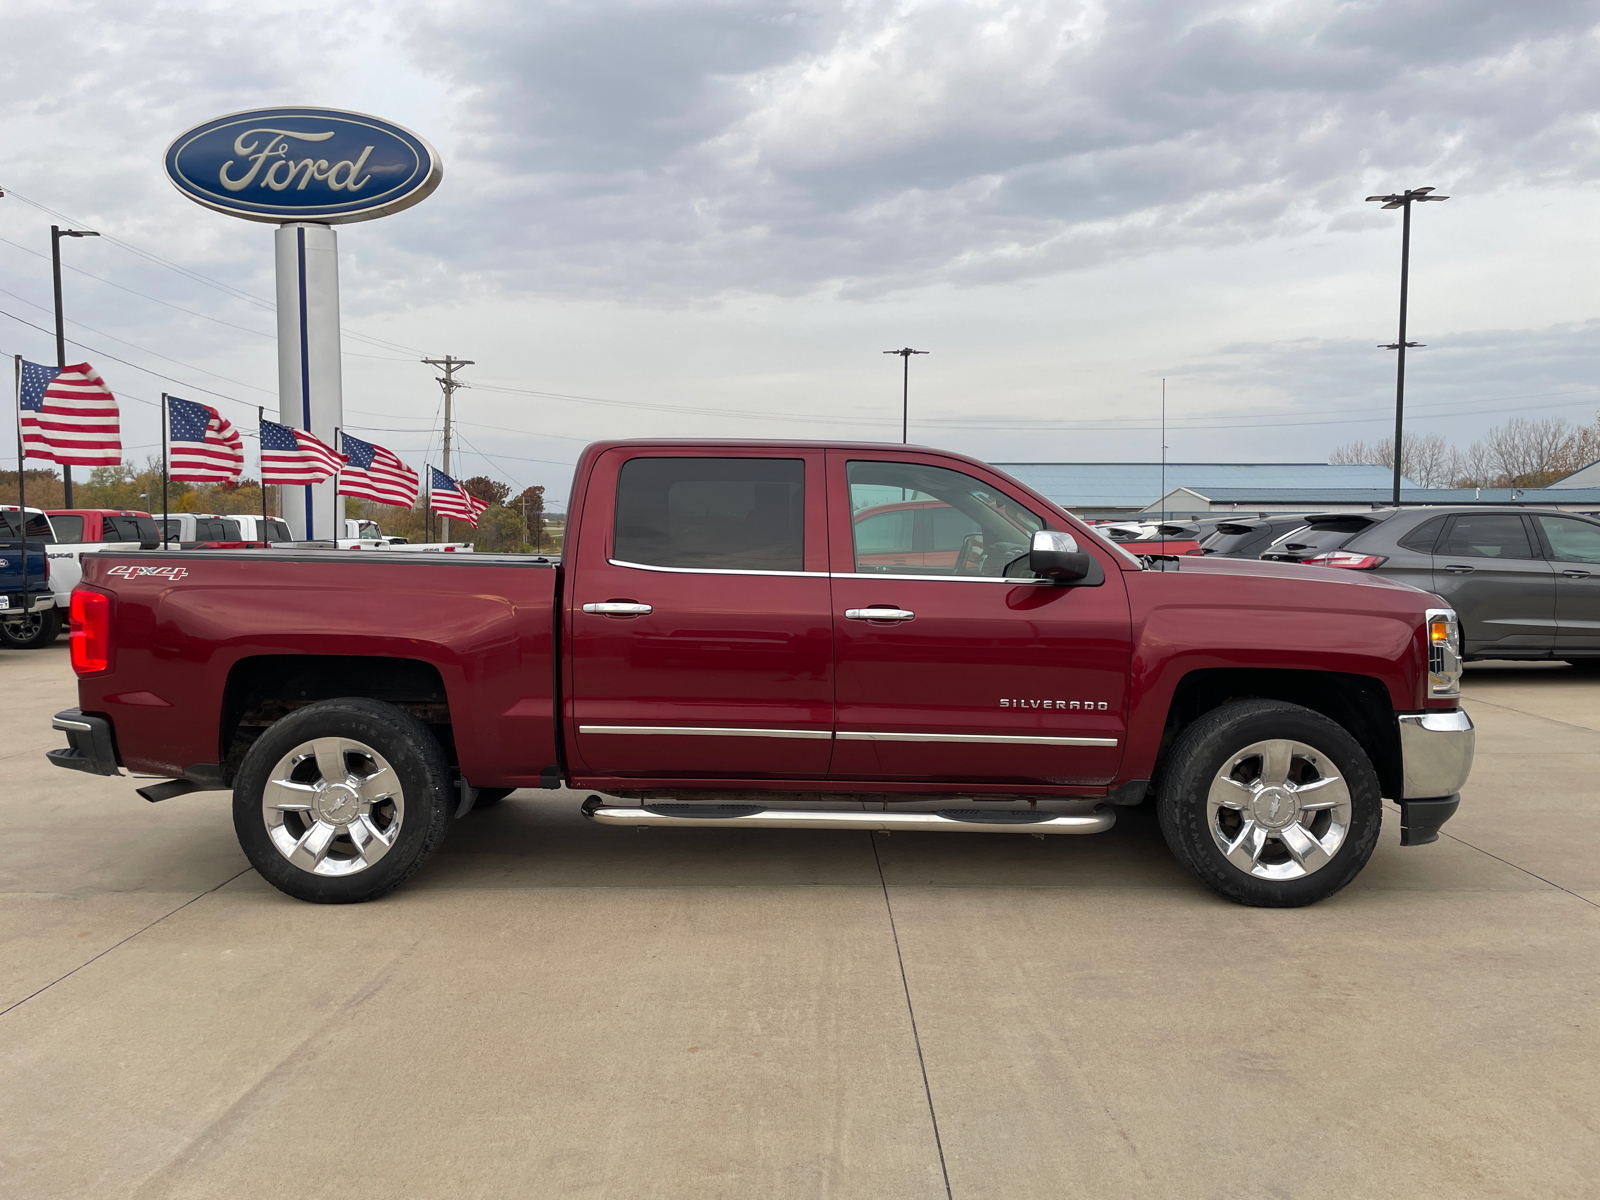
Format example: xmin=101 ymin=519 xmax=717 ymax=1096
xmin=992 ymin=462 xmax=1407 ymax=509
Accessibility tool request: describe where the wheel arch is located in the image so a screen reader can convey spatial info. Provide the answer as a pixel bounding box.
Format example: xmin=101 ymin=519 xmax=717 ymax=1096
xmin=220 ymin=655 xmax=453 ymax=785
xmin=1154 ymin=668 xmax=1402 ymax=800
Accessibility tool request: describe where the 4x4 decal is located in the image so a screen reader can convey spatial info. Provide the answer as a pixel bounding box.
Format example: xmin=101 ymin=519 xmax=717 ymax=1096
xmin=107 ymin=564 xmax=189 ymax=582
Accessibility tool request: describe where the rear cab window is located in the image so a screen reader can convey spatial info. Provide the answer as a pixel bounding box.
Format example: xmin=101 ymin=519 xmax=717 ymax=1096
xmin=1 ymin=511 xmax=54 ymax=541
xmin=49 ymin=514 xmax=86 ymax=542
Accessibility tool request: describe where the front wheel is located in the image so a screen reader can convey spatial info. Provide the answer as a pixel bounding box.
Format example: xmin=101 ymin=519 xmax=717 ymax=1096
xmin=1157 ymin=700 xmax=1382 ymax=907
xmin=0 ymin=607 xmax=62 ymax=649
xmin=233 ymin=698 xmax=455 ymax=903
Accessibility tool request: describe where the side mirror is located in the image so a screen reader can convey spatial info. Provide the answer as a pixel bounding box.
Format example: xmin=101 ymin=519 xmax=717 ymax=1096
xmin=138 ymin=536 xmax=159 ymax=550
xmin=1030 ymin=530 xmax=1091 ymax=582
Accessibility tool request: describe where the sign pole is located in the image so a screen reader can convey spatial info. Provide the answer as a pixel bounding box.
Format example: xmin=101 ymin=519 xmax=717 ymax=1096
xmin=333 ymin=426 xmax=341 ymax=543
xmin=258 ymin=406 xmax=268 ymax=544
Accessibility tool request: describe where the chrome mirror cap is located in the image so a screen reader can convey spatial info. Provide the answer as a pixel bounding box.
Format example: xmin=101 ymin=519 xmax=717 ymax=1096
xmin=1032 ymin=530 xmax=1079 ymax=554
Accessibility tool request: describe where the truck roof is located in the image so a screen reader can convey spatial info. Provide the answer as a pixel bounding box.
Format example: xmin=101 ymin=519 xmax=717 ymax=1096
xmin=46 ymin=508 xmax=154 ymax=517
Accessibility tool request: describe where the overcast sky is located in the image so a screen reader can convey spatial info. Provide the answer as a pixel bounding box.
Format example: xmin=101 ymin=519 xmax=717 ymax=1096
xmin=4 ymin=0 xmax=1599 ymax=508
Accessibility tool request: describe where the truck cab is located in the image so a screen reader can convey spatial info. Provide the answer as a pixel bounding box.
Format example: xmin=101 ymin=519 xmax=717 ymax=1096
xmin=0 ymin=507 xmax=57 ymax=647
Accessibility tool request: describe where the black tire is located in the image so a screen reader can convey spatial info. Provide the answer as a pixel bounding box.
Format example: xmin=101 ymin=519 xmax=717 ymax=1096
xmin=233 ymin=697 xmax=454 ymax=903
xmin=0 ymin=606 xmax=62 ymax=649
xmin=470 ymin=787 xmax=515 ymax=809
xmin=1157 ymin=699 xmax=1382 ymax=907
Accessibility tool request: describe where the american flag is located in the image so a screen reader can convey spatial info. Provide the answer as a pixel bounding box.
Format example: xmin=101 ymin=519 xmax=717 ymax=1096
xmin=19 ymin=359 xmax=122 ymax=467
xmin=429 ymin=466 xmax=490 ymax=528
xmin=338 ymin=434 xmax=418 ymax=507
xmin=260 ymin=419 xmax=345 ymax=485
xmin=168 ymin=395 xmax=244 ymax=483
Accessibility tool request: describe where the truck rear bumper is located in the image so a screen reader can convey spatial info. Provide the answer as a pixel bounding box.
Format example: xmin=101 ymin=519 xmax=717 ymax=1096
xmin=46 ymin=709 xmax=122 ymax=777
xmin=0 ymin=592 xmax=55 ymax=618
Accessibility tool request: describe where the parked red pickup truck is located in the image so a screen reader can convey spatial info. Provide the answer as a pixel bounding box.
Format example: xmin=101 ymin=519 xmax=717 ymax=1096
xmin=48 ymin=440 xmax=1473 ymax=907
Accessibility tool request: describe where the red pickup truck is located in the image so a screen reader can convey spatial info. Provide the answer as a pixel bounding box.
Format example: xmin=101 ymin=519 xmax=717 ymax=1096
xmin=47 ymin=440 xmax=1473 ymax=908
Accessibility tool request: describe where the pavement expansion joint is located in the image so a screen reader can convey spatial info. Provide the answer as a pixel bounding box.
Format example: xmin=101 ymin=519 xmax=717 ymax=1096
xmin=0 ymin=867 xmax=254 ymax=1019
xmin=872 ymin=833 xmax=955 ymax=1200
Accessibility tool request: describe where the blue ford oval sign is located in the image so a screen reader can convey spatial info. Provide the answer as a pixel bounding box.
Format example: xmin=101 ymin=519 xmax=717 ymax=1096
xmin=164 ymin=107 xmax=442 ymax=224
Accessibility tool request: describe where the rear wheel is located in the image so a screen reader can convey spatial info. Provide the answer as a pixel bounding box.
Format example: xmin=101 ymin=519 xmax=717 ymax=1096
xmin=1157 ymin=700 xmax=1382 ymax=907
xmin=233 ymin=698 xmax=454 ymax=903
xmin=0 ymin=607 xmax=62 ymax=649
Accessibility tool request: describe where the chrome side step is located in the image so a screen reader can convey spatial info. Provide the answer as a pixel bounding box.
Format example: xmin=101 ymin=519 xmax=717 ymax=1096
xmin=581 ymin=797 xmax=1115 ymax=835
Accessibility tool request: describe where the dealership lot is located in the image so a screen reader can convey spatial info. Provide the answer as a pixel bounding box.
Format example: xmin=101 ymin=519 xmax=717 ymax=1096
xmin=2 ymin=645 xmax=1596 ymax=1199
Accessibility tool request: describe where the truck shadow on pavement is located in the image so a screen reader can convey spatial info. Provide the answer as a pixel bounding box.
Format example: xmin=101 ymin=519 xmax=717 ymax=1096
xmin=411 ymin=796 xmax=1200 ymax=893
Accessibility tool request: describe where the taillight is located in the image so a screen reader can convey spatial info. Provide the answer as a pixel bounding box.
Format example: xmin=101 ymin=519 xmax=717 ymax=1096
xmin=70 ymin=589 xmax=110 ymax=674
xmin=1303 ymin=552 xmax=1388 ymax=570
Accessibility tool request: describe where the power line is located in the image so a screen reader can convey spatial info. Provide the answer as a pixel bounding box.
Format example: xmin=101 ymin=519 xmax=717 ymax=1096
xmin=0 ymin=184 xmax=430 ymax=357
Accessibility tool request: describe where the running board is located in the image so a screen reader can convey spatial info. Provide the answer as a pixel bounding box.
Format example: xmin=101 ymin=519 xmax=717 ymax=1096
xmin=581 ymin=797 xmax=1115 ymax=835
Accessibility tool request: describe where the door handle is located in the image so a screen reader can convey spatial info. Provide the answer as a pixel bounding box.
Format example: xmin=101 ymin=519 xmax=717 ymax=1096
xmin=1563 ymin=570 xmax=1592 ymax=579
xmin=1442 ymin=564 xmax=1475 ymax=574
xmin=582 ymin=602 xmax=653 ymax=615
xmin=845 ymin=607 xmax=915 ymax=621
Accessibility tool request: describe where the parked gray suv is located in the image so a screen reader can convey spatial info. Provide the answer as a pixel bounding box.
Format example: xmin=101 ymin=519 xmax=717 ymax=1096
xmin=1260 ymin=506 xmax=1600 ymax=662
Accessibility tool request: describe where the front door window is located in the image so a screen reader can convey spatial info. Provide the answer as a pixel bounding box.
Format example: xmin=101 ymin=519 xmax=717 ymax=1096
xmin=847 ymin=460 xmax=1041 ymax=578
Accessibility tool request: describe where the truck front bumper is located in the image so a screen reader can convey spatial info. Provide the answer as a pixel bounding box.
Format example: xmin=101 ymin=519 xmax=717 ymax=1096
xmin=1396 ymin=709 xmax=1474 ymax=846
xmin=46 ymin=709 xmax=122 ymax=778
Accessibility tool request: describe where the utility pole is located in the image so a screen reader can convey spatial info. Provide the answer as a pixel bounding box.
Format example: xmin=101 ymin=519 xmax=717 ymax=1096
xmin=882 ymin=348 xmax=929 ymax=443
xmin=52 ymin=225 xmax=99 ymax=508
xmin=422 ymin=354 xmax=473 ymax=540
xmin=1365 ymin=187 xmax=1449 ymax=506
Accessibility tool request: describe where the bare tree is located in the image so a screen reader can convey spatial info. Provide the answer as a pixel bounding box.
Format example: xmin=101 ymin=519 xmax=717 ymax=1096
xmin=1327 ymin=432 xmax=1454 ymax=486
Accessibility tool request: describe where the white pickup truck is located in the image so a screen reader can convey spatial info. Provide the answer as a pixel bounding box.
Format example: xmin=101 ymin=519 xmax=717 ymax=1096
xmin=3 ymin=508 xmax=161 ymax=649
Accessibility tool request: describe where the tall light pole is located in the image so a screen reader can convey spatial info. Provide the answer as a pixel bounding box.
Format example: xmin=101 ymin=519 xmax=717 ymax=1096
xmin=882 ymin=347 xmax=929 ymax=443
xmin=1365 ymin=187 xmax=1448 ymax=506
xmin=422 ymin=354 xmax=472 ymax=540
xmin=51 ymin=225 xmax=99 ymax=508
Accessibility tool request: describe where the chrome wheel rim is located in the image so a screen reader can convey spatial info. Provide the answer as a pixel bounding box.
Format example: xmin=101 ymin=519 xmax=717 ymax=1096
xmin=262 ymin=737 xmax=404 ymax=876
xmin=1206 ymin=739 xmax=1352 ymax=881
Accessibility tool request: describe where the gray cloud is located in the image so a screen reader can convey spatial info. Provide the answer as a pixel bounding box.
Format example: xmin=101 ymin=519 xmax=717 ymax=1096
xmin=401 ymin=0 xmax=1600 ymax=298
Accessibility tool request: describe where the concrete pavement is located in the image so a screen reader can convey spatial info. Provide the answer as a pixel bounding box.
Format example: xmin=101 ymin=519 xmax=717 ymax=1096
xmin=2 ymin=644 xmax=1596 ymax=1198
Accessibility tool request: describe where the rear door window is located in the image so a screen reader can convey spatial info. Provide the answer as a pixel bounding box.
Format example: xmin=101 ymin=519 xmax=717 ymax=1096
xmin=1439 ymin=515 xmax=1535 ymax=560
xmin=614 ymin=457 xmax=804 ymax=571
xmin=264 ymin=519 xmax=292 ymax=542
xmin=1535 ymin=515 xmax=1600 ymax=564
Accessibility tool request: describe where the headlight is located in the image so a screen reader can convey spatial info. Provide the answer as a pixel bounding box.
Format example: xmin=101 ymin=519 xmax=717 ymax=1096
xmin=1425 ymin=607 xmax=1461 ymax=700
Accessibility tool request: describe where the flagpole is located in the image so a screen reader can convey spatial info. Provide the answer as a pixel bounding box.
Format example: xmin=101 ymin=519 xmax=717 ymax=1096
xmin=160 ymin=393 xmax=169 ymax=548
xmin=258 ymin=406 xmax=267 ymax=545
xmin=14 ymin=356 xmax=27 ymax=611
xmin=333 ymin=427 xmax=341 ymax=545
